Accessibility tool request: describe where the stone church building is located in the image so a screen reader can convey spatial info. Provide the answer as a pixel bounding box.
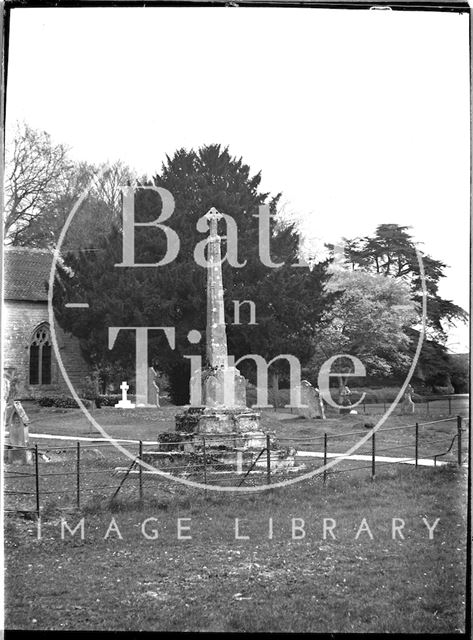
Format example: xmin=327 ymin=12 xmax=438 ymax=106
xmin=3 ymin=247 xmax=90 ymax=399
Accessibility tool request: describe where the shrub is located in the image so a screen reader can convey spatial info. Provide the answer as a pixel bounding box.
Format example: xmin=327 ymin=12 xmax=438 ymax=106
xmin=37 ymin=396 xmax=80 ymax=408
xmin=96 ymin=394 xmax=122 ymax=407
xmin=156 ymin=432 xmax=185 ymax=451
xmin=36 ymin=396 xmax=94 ymax=409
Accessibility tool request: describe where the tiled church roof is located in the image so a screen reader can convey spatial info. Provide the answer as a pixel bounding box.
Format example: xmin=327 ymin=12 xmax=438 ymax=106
xmin=3 ymin=247 xmax=52 ymax=302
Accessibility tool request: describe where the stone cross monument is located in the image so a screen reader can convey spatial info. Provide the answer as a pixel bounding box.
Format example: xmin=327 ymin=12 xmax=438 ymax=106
xmin=197 ymin=208 xmax=247 ymax=408
xmin=206 ymin=208 xmax=228 ymax=369
xmin=176 ymin=207 xmax=262 ymax=438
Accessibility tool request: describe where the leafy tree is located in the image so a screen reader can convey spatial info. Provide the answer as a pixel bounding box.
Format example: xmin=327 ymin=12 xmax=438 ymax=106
xmin=447 ymin=353 xmax=469 ymax=394
xmin=342 ymin=224 xmax=467 ymax=341
xmin=54 ymin=144 xmax=330 ymax=404
xmin=410 ymin=333 xmax=453 ymax=390
xmin=310 ymin=266 xmax=417 ymax=388
xmin=334 ymin=224 xmax=468 ymax=391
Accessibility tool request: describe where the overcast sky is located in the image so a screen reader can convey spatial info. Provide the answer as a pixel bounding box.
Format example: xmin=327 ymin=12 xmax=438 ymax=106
xmin=5 ymin=5 xmax=470 ymax=351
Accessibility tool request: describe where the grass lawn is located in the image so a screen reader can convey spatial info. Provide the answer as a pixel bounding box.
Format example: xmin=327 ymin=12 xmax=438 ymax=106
xmin=25 ymin=402 xmax=468 ymax=465
xmin=5 ymin=403 xmax=469 ymax=632
xmin=5 ymin=464 xmax=467 ymax=632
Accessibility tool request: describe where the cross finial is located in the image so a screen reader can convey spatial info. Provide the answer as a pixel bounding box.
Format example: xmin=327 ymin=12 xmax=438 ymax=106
xmin=205 ymin=207 xmax=223 ymax=237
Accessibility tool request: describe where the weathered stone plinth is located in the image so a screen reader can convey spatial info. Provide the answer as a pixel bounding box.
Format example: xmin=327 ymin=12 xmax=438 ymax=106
xmin=199 ymin=365 xmax=247 ymax=408
xmin=176 ymin=406 xmax=264 ymax=448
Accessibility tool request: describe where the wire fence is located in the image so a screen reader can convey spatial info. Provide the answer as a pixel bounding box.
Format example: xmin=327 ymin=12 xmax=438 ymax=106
xmin=4 ymin=416 xmax=468 ymax=516
xmin=271 ymin=394 xmax=469 ymax=417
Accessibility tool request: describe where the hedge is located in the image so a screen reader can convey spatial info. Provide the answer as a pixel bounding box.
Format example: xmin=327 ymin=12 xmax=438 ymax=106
xmin=37 ymin=396 xmax=80 ymax=408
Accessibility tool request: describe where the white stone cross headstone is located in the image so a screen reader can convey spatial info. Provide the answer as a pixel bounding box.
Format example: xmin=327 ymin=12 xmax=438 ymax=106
xmin=115 ymin=381 xmax=136 ymax=409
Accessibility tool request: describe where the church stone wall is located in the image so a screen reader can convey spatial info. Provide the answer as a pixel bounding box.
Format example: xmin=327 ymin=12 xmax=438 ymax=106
xmin=3 ymin=300 xmax=90 ymax=399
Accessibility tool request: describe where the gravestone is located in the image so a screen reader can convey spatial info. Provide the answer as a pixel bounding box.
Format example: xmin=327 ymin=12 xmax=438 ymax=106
xmin=147 ymin=367 xmax=160 ymax=407
xmin=339 ymin=384 xmax=352 ymax=415
xmin=401 ymin=384 xmax=415 ymax=414
xmin=115 ymin=381 xmax=136 ymax=408
xmin=295 ymin=380 xmax=325 ymax=419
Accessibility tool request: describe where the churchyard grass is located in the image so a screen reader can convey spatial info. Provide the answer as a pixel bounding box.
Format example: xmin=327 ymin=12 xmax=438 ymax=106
xmin=5 ymin=402 xmax=468 ymax=632
xmin=25 ymin=401 xmax=468 ymax=464
xmin=5 ymin=461 xmax=467 ymax=632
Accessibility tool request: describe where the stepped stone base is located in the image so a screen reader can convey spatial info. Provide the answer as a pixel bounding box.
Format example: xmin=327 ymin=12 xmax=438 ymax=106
xmin=175 ymin=406 xmax=265 ymax=448
xmin=176 ymin=406 xmax=262 ymax=434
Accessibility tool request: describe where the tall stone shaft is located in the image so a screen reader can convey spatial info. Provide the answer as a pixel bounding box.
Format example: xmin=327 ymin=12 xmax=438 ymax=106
xmin=205 ymin=208 xmax=228 ymax=369
xmin=175 ymin=206 xmax=259 ymax=433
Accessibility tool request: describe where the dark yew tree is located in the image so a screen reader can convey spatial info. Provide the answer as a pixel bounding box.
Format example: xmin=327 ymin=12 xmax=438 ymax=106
xmin=54 ymin=144 xmax=330 ymax=403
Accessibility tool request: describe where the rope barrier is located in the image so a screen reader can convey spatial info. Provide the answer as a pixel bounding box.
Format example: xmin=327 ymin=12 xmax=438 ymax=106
xmin=4 ymin=490 xmax=37 ymax=495
xmin=5 ymin=413 xmax=467 ymax=512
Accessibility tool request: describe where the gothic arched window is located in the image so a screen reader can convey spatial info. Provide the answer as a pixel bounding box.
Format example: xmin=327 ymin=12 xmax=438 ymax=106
xmin=29 ymin=324 xmax=52 ymax=385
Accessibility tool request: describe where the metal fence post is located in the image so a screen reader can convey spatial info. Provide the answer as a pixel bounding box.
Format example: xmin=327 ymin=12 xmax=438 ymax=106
xmin=457 ymin=416 xmax=462 ymax=466
xmin=138 ymin=440 xmax=143 ymax=501
xmin=76 ymin=442 xmax=81 ymax=508
xmin=427 ymin=400 xmax=430 ymax=415
xmin=266 ymin=434 xmax=271 ymax=485
xmin=202 ymin=436 xmax=207 ymax=489
xmin=371 ymin=432 xmax=375 ymax=480
xmin=415 ymin=423 xmax=419 ymax=468
xmin=448 ymin=397 xmax=452 ymax=415
xmin=34 ymin=444 xmax=40 ymax=517
xmin=323 ymin=433 xmax=327 ymax=485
